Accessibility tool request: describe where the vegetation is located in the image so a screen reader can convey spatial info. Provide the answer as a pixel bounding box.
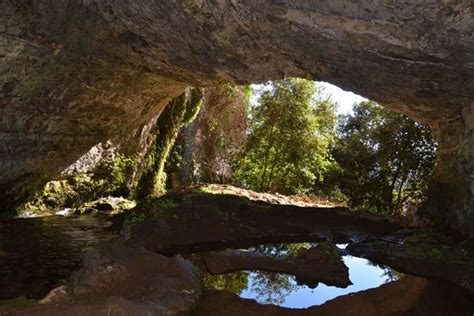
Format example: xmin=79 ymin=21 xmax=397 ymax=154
xmin=123 ymin=211 xmax=146 ymax=227
xmin=331 ymin=101 xmax=437 ymax=215
xmin=18 ymin=153 xmax=138 ymax=215
xmin=250 ymin=271 xmax=297 ymax=305
xmin=232 ymin=78 xmax=337 ymax=195
xmin=227 ymin=79 xmax=437 ymax=216
xmin=165 ymin=84 xmax=248 ymax=186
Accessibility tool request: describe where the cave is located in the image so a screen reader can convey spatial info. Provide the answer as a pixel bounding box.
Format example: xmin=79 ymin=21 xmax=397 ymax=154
xmin=1 ymin=1 xmax=474 ymax=315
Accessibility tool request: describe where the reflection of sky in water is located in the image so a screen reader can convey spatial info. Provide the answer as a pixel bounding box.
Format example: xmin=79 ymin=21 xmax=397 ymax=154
xmin=240 ymin=254 xmax=398 ymax=308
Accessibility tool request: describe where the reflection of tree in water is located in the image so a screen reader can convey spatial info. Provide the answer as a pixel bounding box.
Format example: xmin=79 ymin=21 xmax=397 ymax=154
xmin=201 ymin=270 xmax=249 ymax=294
xmin=233 ymin=243 xmax=314 ymax=304
xmin=381 ymin=268 xmax=403 ymax=283
xmin=250 ymin=243 xmax=310 ymax=259
xmin=365 ymin=260 xmax=402 ymax=283
xmin=200 ymin=244 xmax=311 ymax=303
xmin=250 ymin=271 xmax=298 ymax=305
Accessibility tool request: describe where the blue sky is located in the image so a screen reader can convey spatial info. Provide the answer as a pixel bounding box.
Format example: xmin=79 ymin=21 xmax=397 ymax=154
xmin=240 ymin=255 xmax=395 ymax=308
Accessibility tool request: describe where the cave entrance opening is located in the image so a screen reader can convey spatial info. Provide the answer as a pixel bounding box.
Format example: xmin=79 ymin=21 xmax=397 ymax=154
xmin=207 ymin=79 xmax=438 ymax=220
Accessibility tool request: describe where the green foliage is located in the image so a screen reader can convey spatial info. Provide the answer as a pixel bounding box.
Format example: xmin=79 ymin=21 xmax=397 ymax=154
xmin=232 ymin=78 xmax=337 ymax=195
xmin=145 ymin=198 xmax=177 ymax=209
xmin=18 ymin=153 xmax=139 ymax=215
xmin=166 ymin=84 xmax=249 ymax=185
xmin=315 ymin=242 xmax=342 ymax=263
xmin=123 ymin=211 xmax=146 ymax=227
xmin=250 ymin=243 xmax=309 ymax=259
xmin=242 ymin=85 xmax=252 ymax=101
xmin=217 ymin=83 xmax=239 ymax=100
xmin=92 ymin=153 xmax=139 ymax=197
xmin=331 ymin=101 xmax=437 ymax=215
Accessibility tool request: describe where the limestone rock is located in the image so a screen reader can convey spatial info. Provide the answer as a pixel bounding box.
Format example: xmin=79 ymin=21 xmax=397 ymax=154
xmin=125 ymin=191 xmax=401 ymax=255
xmin=1 ymin=1 xmax=473 ymax=233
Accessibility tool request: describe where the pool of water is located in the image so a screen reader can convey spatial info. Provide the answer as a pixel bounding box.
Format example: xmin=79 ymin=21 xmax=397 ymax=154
xmin=0 ymin=215 xmax=111 ymax=299
xmin=240 ymin=255 xmax=398 ymax=308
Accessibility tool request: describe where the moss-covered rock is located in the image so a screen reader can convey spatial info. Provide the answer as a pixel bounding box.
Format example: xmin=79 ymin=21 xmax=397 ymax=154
xmin=77 ymin=197 xmax=136 ymax=216
xmin=134 ymin=87 xmax=204 ymax=199
xmin=17 ymin=154 xmax=138 ymax=217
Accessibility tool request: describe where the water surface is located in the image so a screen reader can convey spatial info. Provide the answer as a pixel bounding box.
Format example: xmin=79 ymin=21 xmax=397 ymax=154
xmin=240 ymin=255 xmax=398 ymax=308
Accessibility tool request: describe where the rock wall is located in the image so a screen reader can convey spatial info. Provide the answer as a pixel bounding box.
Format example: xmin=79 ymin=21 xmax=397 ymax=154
xmin=1 ymin=1 xmax=473 ymax=233
xmin=169 ymin=85 xmax=248 ymax=185
xmin=134 ymin=87 xmax=204 ymax=198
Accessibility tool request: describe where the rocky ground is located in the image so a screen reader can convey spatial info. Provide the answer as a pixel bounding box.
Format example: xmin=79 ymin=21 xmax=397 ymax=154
xmin=1 ymin=189 xmax=474 ymax=315
xmin=123 ymin=189 xmax=401 ymax=255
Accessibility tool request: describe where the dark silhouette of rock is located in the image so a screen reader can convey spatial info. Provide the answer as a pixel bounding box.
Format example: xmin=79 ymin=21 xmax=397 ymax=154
xmin=202 ymin=245 xmax=351 ymax=288
xmin=347 ymin=231 xmax=474 ymax=293
xmin=125 ymin=192 xmax=401 ymax=255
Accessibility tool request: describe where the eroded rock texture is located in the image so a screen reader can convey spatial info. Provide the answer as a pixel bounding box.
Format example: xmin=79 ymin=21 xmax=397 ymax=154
xmin=1 ymin=1 xmax=473 ymax=232
xmin=171 ymin=85 xmax=248 ymax=185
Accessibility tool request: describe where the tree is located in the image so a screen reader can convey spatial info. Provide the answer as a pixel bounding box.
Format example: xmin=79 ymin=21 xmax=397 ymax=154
xmin=332 ymin=101 xmax=437 ymax=215
xmin=232 ymin=78 xmax=337 ymax=195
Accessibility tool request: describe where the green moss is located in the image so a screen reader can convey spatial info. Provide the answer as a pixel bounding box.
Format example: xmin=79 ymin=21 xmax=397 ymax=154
xmin=17 ymin=153 xmax=139 ymax=216
xmin=371 ymin=229 xmax=474 ymax=265
xmin=242 ymin=85 xmax=252 ymax=101
xmin=135 ymin=87 xmax=204 ymax=199
xmin=0 ymin=296 xmax=37 ymax=306
xmin=194 ymin=186 xmax=236 ymax=196
xmin=216 ymin=83 xmax=239 ymax=100
xmin=149 ymin=198 xmax=177 ymax=209
xmin=123 ymin=212 xmax=146 ymax=227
